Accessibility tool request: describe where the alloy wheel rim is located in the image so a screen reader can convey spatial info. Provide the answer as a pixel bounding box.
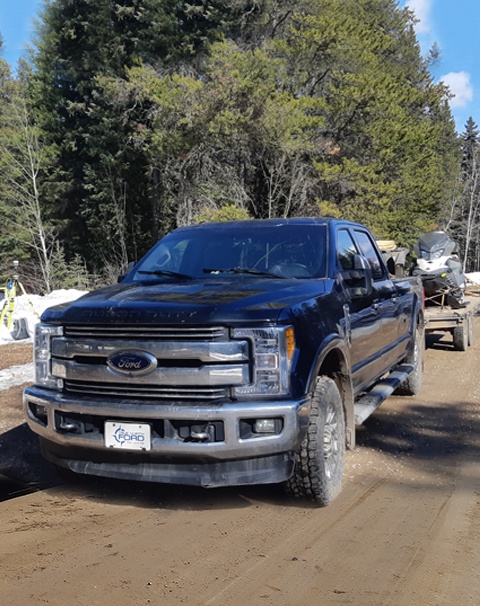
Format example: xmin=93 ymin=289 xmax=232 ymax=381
xmin=323 ymin=404 xmax=340 ymax=479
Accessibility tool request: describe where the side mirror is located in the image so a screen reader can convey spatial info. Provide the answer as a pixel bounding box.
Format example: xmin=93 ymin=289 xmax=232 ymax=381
xmin=342 ymin=254 xmax=373 ymax=298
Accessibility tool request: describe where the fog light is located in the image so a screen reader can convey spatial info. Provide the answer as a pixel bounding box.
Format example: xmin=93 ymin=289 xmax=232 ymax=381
xmin=31 ymin=403 xmax=48 ymax=425
xmin=254 ymin=418 xmax=277 ymax=434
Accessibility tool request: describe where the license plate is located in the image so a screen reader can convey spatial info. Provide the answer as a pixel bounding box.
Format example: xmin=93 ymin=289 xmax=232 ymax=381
xmin=105 ymin=421 xmax=151 ymax=451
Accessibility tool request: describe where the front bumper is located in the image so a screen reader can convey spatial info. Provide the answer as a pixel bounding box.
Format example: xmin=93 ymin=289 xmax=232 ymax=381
xmin=24 ymin=387 xmax=310 ymax=487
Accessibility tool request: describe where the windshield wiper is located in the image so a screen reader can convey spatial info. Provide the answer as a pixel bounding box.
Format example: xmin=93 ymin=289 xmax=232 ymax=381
xmin=203 ymin=267 xmax=285 ymax=278
xmin=137 ymin=269 xmax=194 ymax=280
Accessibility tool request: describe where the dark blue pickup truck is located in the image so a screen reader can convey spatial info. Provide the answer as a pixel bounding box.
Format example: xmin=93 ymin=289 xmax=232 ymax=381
xmin=24 ymin=218 xmax=424 ymax=506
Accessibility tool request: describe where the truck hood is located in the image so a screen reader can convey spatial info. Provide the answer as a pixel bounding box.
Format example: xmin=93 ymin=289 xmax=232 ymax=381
xmin=42 ymin=278 xmax=329 ymax=325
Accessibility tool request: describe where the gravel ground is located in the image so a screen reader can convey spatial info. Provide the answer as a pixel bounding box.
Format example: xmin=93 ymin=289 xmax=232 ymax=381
xmin=1 ymin=330 xmax=480 ymax=606
xmin=0 ymin=343 xmax=33 ymax=370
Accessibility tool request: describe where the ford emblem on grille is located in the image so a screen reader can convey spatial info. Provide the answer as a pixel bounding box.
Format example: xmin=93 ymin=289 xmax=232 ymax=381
xmin=107 ymin=351 xmax=157 ymax=376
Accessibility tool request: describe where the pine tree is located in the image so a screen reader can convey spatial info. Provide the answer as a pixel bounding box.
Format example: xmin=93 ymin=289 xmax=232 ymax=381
xmin=451 ymin=118 xmax=480 ymax=271
xmin=268 ymin=0 xmax=460 ymax=242
xmin=31 ymin=0 xmax=264 ymax=270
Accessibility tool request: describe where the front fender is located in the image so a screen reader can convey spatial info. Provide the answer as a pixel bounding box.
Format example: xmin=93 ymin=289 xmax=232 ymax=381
xmin=306 ymin=334 xmax=356 ymax=449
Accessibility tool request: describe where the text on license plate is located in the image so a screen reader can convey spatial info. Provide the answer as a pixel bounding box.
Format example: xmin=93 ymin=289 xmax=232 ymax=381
xmin=104 ymin=421 xmax=151 ymax=451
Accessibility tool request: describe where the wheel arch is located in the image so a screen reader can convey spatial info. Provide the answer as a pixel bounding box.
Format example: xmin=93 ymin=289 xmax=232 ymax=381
xmin=307 ymin=338 xmax=355 ymax=449
xmin=413 ymin=296 xmax=426 ymax=337
xmin=410 ymin=304 xmax=426 ymax=356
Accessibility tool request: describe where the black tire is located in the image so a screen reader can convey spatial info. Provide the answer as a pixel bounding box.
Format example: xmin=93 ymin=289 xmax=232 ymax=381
xmin=468 ymin=316 xmax=474 ymax=347
xmin=286 ymin=376 xmax=345 ymax=507
xmin=453 ymin=322 xmax=468 ymax=351
xmin=395 ymin=323 xmax=424 ymax=396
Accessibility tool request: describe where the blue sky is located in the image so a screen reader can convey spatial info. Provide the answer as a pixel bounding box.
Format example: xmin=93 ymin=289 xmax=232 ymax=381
xmin=0 ymin=0 xmax=478 ymax=133
xmin=0 ymin=0 xmax=40 ymax=64
xmin=403 ymin=0 xmax=479 ymax=133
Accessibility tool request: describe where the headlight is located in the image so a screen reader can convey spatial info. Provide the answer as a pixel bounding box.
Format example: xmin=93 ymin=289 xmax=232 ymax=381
xmin=431 ymin=250 xmax=444 ymax=259
xmin=233 ymin=326 xmax=295 ymax=396
xmin=34 ymin=323 xmax=64 ymax=389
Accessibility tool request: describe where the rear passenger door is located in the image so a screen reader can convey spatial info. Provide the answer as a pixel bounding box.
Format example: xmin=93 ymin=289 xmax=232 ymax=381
xmin=352 ymin=228 xmax=403 ymax=371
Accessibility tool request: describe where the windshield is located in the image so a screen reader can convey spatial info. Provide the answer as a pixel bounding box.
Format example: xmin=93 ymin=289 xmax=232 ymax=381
xmin=129 ymin=223 xmax=328 ymax=281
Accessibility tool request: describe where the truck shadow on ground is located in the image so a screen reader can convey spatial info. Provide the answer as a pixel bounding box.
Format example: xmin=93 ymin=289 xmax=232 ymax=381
xmin=0 ymin=422 xmax=293 ymax=510
xmin=356 ymin=396 xmax=480 ymax=475
xmin=0 ymin=423 xmax=60 ymax=502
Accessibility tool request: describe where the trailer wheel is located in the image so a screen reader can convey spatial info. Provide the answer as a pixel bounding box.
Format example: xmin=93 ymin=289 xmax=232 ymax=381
xmin=453 ymin=322 xmax=468 ymax=351
xmin=468 ymin=316 xmax=474 ymax=346
xmin=286 ymin=376 xmax=345 ymax=507
xmin=395 ymin=322 xmax=424 ymax=396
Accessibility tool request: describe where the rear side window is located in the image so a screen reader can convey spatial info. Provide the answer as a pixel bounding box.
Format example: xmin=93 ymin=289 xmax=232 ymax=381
xmin=353 ymin=230 xmax=385 ymax=280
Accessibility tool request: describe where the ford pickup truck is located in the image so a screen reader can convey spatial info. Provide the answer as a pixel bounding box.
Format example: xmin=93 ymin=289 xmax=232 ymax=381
xmin=24 ymin=218 xmax=424 ymax=506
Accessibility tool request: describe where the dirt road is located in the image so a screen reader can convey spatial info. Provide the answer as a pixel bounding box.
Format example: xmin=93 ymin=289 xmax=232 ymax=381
xmin=1 ymin=325 xmax=479 ymax=606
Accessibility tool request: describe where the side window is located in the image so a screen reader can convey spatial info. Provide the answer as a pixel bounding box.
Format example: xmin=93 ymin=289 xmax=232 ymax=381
xmin=337 ymin=229 xmax=358 ymax=270
xmin=354 ymin=230 xmax=385 ymax=280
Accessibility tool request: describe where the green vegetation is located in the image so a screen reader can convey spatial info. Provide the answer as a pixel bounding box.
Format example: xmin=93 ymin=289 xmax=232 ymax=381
xmin=0 ymin=0 xmax=468 ymax=290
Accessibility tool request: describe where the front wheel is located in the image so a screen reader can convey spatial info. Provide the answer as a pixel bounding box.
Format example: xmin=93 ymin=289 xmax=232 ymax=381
xmin=286 ymin=376 xmax=345 ymax=507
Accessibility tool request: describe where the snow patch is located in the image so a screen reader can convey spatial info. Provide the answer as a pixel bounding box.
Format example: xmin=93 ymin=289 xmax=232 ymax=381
xmin=466 ymin=272 xmax=480 ymax=286
xmin=0 ymin=363 xmax=34 ymax=391
xmin=0 ymin=289 xmax=87 ymax=345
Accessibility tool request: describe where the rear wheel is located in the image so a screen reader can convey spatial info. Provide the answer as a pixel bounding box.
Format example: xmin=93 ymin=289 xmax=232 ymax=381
xmin=453 ymin=322 xmax=468 ymax=351
xmin=286 ymin=376 xmax=345 ymax=507
xmin=395 ymin=322 xmax=424 ymax=396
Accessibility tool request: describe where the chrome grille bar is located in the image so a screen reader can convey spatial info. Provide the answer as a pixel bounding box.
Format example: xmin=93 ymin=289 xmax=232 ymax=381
xmin=52 ymin=359 xmax=249 ymax=387
xmin=52 ymin=337 xmax=249 ymax=363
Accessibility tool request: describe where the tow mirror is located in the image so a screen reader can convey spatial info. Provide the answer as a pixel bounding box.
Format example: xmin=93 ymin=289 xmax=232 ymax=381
xmin=342 ymin=254 xmax=373 ymax=297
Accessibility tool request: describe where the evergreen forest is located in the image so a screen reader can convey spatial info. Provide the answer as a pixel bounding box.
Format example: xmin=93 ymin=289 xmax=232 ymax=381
xmin=0 ymin=0 xmax=479 ymax=292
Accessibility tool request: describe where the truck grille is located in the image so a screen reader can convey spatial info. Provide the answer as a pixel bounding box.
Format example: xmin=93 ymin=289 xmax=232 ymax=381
xmin=54 ymin=324 xmax=250 ymax=401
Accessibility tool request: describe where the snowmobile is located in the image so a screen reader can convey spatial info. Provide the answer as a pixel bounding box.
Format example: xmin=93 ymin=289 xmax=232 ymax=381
xmin=412 ymin=231 xmax=467 ymax=308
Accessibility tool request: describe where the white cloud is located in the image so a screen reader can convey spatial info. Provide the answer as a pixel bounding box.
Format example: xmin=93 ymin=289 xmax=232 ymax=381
xmin=405 ymin=0 xmax=433 ymax=34
xmin=440 ymin=71 xmax=474 ymax=109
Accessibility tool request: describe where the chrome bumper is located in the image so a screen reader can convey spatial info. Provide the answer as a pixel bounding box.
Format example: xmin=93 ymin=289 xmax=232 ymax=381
xmin=24 ymin=387 xmax=310 ymax=463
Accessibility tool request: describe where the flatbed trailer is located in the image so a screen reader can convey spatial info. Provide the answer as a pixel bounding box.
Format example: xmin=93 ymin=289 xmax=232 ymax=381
xmin=424 ymin=293 xmax=480 ymax=351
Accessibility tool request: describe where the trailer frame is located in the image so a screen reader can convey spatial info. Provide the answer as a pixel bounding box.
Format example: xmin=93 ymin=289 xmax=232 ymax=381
xmin=424 ymin=292 xmax=480 ymax=351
